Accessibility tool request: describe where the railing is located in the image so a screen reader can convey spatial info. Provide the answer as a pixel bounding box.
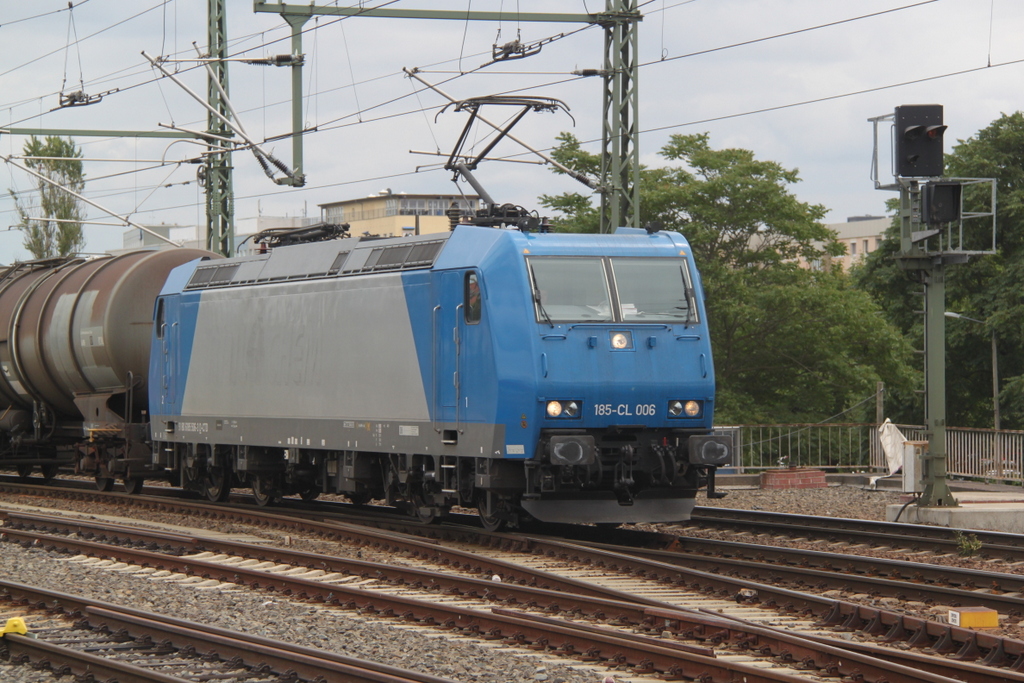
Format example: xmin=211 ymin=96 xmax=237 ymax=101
xmin=718 ymin=423 xmax=1024 ymax=484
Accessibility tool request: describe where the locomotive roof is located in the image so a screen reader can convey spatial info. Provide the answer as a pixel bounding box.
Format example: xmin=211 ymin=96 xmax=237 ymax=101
xmin=173 ymin=225 xmax=693 ymax=293
xmin=183 ymin=231 xmax=452 ymax=291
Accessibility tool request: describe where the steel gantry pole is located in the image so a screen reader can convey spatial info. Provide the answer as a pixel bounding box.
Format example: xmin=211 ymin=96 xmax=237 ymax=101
xmin=599 ymin=0 xmax=641 ymax=233
xmin=252 ymin=2 xmax=642 ymax=232
xmin=206 ymin=0 xmax=234 ymax=256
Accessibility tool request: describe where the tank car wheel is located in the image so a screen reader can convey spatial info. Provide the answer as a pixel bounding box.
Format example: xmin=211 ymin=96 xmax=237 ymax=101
xmin=41 ymin=464 xmax=59 ymax=482
xmin=251 ymin=476 xmax=279 ymax=507
xmin=95 ymin=475 xmax=115 ymax=492
xmin=16 ymin=464 xmax=33 ymax=480
xmin=123 ymin=477 xmax=145 ymax=495
xmin=346 ymin=491 xmax=372 ymax=506
xmin=204 ymin=468 xmax=230 ymax=503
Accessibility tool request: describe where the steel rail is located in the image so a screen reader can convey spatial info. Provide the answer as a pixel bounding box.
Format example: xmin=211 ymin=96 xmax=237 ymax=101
xmin=513 ymin=536 xmax=1024 ymax=671
xmin=2 ymin=633 xmax=186 ymax=683
xmin=6 ymin=511 xmax=1023 ymax=682
xmin=0 ymin=580 xmax=458 ymax=683
xmin=689 ymin=506 xmax=1024 ymax=561
xmin=578 ymin=537 xmax=1024 ymax=614
xmin=509 ymin=609 xmax=969 ymax=683
xmin=0 ymin=522 xmax=967 ymax=683
xmin=1 ymin=511 xmax=693 ymax=633
xmin=5 ymin=482 xmax=1024 ymax=676
xmin=696 ymin=607 xmax=1024 ymax=683
xmin=0 ymin=510 xmax=651 ymax=606
xmin=14 ymin=509 xmax=1024 ymax=681
xmin=652 ymin=533 xmax=1024 ymax=592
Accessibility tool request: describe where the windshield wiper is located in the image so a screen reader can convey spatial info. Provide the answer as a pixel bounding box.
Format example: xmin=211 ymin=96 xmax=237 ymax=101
xmin=529 ymin=272 xmax=555 ymax=328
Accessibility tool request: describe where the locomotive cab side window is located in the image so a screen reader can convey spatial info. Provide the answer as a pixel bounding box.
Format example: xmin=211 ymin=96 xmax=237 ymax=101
xmin=465 ymin=272 xmax=482 ymax=324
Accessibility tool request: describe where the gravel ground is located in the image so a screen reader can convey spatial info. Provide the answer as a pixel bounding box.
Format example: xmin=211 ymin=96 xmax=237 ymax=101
xmin=694 ymin=482 xmax=906 ymax=521
xmin=0 ymin=482 xmax=990 ymax=683
xmin=0 ymin=543 xmax=604 ymax=683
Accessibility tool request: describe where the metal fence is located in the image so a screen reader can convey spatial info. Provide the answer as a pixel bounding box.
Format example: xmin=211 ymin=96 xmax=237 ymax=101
xmin=719 ymin=423 xmax=1024 ymax=484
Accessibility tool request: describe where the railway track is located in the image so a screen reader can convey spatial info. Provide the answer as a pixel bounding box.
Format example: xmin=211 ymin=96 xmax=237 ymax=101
xmin=2 ymin=502 xmax=1023 ymax=683
xmin=0 ymin=580 xmax=455 ymax=683
xmin=685 ymin=506 xmax=1024 ymax=561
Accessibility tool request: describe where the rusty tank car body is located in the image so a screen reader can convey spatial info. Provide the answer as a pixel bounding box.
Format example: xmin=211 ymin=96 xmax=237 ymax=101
xmin=0 ymin=249 xmax=215 ymax=490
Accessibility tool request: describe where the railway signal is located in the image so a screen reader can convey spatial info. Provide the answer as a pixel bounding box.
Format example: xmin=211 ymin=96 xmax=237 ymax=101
xmin=895 ymin=104 xmax=946 ymax=178
xmin=922 ymin=181 xmax=962 ymax=225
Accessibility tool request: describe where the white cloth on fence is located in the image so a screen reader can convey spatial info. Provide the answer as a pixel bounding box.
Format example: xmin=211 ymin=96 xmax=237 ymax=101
xmin=878 ymin=418 xmax=906 ymax=476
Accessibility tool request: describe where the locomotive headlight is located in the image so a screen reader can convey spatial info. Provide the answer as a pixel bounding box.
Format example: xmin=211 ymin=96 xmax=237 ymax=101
xmin=546 ymin=400 xmax=582 ymax=418
xmin=668 ymin=400 xmax=702 ymax=418
xmin=610 ymin=331 xmax=632 ymax=349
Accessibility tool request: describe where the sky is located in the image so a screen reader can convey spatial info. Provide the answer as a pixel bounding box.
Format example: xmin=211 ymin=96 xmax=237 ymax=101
xmin=2 ymin=0 xmax=1023 ymax=262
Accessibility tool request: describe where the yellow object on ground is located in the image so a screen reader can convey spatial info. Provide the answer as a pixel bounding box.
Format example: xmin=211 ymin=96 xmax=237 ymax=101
xmin=1 ymin=617 xmax=27 ymax=636
xmin=948 ymin=607 xmax=999 ymax=628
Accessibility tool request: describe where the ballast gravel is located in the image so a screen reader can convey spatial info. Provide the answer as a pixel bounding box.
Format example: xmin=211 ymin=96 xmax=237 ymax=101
xmin=0 ymin=543 xmax=602 ymax=683
xmin=695 ymin=482 xmax=904 ymax=520
xmin=0 ymin=483 xmax=972 ymax=683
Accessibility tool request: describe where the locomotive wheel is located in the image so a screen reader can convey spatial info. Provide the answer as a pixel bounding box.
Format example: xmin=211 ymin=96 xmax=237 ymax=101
xmin=41 ymin=464 xmax=59 ymax=482
xmin=15 ymin=464 xmax=33 ymax=480
xmin=412 ymin=501 xmax=438 ymax=524
xmin=407 ymin=491 xmax=441 ymax=524
xmin=477 ymin=496 xmax=506 ymax=532
xmin=298 ymin=487 xmax=320 ymax=502
xmin=95 ymin=475 xmax=115 ymax=492
xmin=204 ymin=468 xmax=230 ymax=503
xmin=123 ymin=476 xmax=145 ymax=495
xmin=251 ymin=476 xmax=278 ymax=506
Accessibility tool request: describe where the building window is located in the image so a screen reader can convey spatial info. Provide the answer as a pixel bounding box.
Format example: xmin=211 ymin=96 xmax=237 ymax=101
xmin=850 ymin=241 xmax=857 ymax=256
xmin=863 ymin=239 xmax=869 ymax=254
xmin=399 ymin=198 xmax=427 ymax=216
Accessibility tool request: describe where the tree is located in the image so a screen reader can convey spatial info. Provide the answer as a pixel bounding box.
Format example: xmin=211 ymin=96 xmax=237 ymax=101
xmin=9 ymin=136 xmax=87 ymax=259
xmin=541 ymin=133 xmax=915 ymax=425
xmin=855 ymin=113 xmax=1024 ymax=430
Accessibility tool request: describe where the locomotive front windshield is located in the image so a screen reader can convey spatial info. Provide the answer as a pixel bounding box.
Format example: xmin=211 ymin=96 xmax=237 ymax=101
xmin=528 ymin=256 xmax=697 ymax=324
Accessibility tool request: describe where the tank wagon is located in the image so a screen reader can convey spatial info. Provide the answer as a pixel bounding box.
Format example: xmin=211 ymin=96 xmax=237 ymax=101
xmin=0 ymin=223 xmax=731 ymax=528
xmin=0 ymin=249 xmax=217 ymax=491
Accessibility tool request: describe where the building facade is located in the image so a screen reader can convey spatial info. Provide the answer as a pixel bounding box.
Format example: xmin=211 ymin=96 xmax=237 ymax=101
xmin=319 ymin=190 xmax=479 ymax=237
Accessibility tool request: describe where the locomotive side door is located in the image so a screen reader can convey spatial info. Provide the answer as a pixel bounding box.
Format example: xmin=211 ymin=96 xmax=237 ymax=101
xmin=155 ymin=296 xmax=179 ymax=411
xmin=433 ymin=271 xmax=461 ymax=437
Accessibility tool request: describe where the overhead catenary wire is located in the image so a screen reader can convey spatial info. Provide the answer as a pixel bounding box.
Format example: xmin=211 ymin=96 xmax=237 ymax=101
xmin=8 ymin=49 xmax=1022 ymax=227
xmin=0 ymin=1 xmax=93 ymax=30
xmin=0 ymin=1 xmax=171 ymax=81
xmin=0 ymin=153 xmax=180 ymax=247
xmin=1 ymin=0 xmax=1015 ymax=239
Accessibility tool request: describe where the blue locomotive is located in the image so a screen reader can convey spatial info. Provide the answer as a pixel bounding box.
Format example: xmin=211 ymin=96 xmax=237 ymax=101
xmin=0 ymin=219 xmax=730 ymax=528
xmin=148 ymin=221 xmax=731 ymax=528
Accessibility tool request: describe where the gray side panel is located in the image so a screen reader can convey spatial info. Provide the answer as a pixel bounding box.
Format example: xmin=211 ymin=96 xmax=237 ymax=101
xmin=180 ymin=276 xmax=429 ymax=420
xmin=154 ymin=414 xmax=506 ymax=460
